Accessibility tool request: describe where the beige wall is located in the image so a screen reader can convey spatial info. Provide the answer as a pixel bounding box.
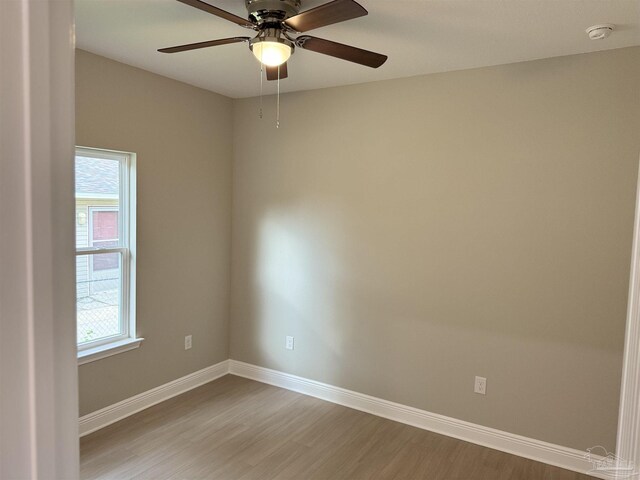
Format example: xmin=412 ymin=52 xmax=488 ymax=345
xmin=231 ymin=47 xmax=640 ymax=451
xmin=76 ymin=46 xmax=640 ymax=451
xmin=76 ymin=50 xmax=233 ymax=415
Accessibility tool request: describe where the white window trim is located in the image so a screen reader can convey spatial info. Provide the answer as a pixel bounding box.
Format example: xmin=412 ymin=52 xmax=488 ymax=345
xmin=76 ymin=146 xmax=142 ymax=364
xmin=78 ymin=337 xmax=143 ymax=365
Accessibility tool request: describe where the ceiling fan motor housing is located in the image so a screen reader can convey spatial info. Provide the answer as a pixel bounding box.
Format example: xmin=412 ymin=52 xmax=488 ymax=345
xmin=249 ymin=27 xmax=295 ymax=54
xmin=245 ymin=0 xmax=301 ymax=23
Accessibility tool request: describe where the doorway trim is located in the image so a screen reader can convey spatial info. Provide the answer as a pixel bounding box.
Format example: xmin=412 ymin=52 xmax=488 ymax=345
xmin=616 ymin=157 xmax=640 ymax=470
xmin=0 ymin=0 xmax=78 ymax=477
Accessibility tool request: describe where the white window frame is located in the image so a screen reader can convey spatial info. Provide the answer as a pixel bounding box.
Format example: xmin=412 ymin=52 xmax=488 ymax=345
xmin=76 ymin=146 xmax=142 ymax=364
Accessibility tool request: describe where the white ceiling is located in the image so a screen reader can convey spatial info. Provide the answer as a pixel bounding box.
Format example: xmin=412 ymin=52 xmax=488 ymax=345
xmin=76 ymin=0 xmax=640 ymax=98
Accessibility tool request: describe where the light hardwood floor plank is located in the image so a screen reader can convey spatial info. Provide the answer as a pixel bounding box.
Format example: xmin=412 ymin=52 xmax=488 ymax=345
xmin=80 ymin=375 xmax=596 ymax=480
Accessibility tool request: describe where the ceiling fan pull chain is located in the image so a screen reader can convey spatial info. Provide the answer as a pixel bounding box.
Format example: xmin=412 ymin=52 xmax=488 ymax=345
xmin=259 ymin=50 xmax=264 ymax=119
xmin=276 ymin=65 xmax=280 ymax=129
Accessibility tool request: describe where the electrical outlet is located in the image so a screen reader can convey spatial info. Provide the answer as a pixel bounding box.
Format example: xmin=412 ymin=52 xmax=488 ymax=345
xmin=474 ymin=376 xmax=487 ymax=395
xmin=185 ymin=335 xmax=192 ymax=350
xmin=285 ymin=336 xmax=294 ymax=350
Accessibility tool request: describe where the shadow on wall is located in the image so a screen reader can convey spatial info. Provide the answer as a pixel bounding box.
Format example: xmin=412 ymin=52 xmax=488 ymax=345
xmin=250 ymin=176 xmax=629 ymax=360
xmin=251 ymin=184 xmax=625 ymax=361
xmin=255 ymin=207 xmax=348 ymax=376
xmin=245 ymin=189 xmax=626 ymax=449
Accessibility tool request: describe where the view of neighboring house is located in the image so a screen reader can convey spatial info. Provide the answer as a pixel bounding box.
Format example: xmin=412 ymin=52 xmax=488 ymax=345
xmin=75 ymin=155 xmax=121 ymax=344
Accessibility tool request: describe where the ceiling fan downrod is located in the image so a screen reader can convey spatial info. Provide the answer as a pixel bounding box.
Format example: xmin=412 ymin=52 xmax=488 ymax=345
xmin=245 ymin=0 xmax=301 ymax=24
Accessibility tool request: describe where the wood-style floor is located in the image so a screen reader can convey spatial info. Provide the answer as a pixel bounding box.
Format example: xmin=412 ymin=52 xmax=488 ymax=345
xmin=81 ymin=375 xmax=596 ymax=480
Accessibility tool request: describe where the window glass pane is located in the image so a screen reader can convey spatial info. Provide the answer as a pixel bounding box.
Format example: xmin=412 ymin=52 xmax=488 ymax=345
xmin=75 ymin=155 xmax=120 ymax=249
xmin=76 ymin=253 xmax=122 ymax=345
xmin=92 ymin=250 xmax=119 ymax=272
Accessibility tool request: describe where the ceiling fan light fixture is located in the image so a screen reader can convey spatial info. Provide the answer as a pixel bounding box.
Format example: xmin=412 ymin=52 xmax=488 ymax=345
xmin=252 ymin=41 xmax=291 ymax=66
xmin=250 ymin=35 xmax=293 ymax=67
xmin=159 ymin=0 xmax=388 ymax=78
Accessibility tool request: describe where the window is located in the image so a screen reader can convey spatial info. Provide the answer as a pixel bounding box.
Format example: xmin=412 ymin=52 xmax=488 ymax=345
xmin=75 ymin=147 xmax=141 ymax=364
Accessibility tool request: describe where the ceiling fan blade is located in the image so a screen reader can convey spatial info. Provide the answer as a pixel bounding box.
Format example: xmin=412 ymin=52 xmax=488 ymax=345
xmin=296 ymin=36 xmax=387 ymax=68
xmin=266 ymin=63 xmax=288 ymax=81
xmin=158 ymin=37 xmax=250 ymax=53
xmin=176 ymin=0 xmax=255 ymax=29
xmin=284 ymin=0 xmax=366 ymax=33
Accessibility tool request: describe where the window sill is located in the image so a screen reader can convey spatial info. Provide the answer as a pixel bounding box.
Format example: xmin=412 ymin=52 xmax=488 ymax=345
xmin=78 ymin=337 xmax=144 ymax=366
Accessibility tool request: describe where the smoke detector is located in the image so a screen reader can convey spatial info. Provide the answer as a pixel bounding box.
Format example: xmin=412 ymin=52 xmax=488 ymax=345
xmin=586 ymin=24 xmax=614 ymax=40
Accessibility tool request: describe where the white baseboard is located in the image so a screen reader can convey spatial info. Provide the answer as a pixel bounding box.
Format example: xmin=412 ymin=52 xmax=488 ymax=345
xmin=228 ymin=360 xmax=604 ymax=479
xmin=79 ymin=358 xmax=604 ymax=478
xmin=79 ymin=360 xmax=229 ymax=437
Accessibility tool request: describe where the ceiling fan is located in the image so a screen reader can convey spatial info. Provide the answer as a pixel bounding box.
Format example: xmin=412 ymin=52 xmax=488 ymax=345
xmin=158 ymin=0 xmax=388 ymax=80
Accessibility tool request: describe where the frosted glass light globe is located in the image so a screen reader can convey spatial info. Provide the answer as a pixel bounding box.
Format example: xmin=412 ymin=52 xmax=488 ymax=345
xmin=252 ymin=41 xmax=291 ymax=67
